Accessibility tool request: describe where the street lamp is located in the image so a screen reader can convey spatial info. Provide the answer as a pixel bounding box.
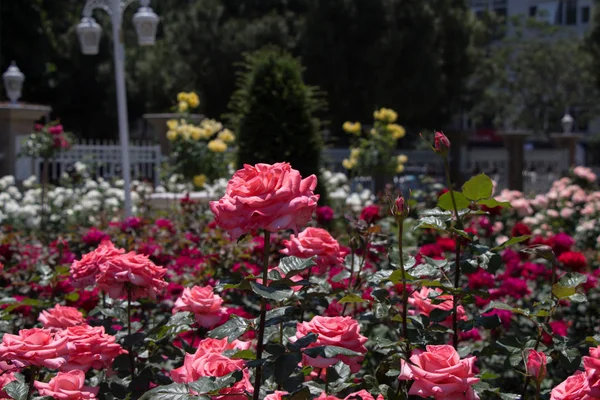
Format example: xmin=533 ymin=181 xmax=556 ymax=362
xmin=3 ymin=61 xmax=25 ymax=104
xmin=76 ymin=0 xmax=159 ymax=217
xmin=561 ymin=113 xmax=574 ymax=135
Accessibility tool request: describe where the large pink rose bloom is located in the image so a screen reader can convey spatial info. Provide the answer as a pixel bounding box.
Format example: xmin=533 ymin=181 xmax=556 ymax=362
xmin=0 ymin=328 xmax=68 ymax=369
xmin=34 ymin=370 xmax=98 ymax=400
xmin=173 ymin=286 xmax=227 ymax=328
xmin=171 ymin=338 xmax=251 ymax=383
xmin=294 ymin=316 xmax=367 ymax=373
xmin=551 ymin=371 xmax=593 ymax=400
xmin=96 ymin=251 xmax=167 ymax=300
xmin=409 ymin=287 xmax=467 ymax=327
xmin=399 ymin=345 xmax=479 ymax=400
xmin=70 ymin=241 xmax=124 ymax=288
xmin=57 ymin=325 xmax=127 ymax=372
xmin=210 ymin=163 xmax=319 ymax=239
xmin=171 ymin=352 xmax=252 ymax=400
xmin=281 ymin=228 xmax=346 ymax=274
xmin=38 ymin=304 xmax=85 ymax=329
xmin=584 ymin=346 xmax=600 ymax=396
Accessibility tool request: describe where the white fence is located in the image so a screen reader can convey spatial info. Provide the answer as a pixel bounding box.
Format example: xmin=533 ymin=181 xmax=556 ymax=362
xmin=16 ymin=140 xmax=161 ymax=186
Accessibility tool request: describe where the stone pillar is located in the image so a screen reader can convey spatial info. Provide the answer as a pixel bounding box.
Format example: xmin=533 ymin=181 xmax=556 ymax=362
xmin=550 ymin=133 xmax=584 ymax=167
xmin=498 ymin=130 xmax=530 ymax=191
xmin=0 ymin=103 xmax=51 ymax=179
xmin=143 ymin=113 xmax=203 ymax=156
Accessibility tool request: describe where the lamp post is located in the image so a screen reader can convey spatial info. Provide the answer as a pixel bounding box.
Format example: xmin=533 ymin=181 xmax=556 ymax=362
xmin=2 ymin=62 xmax=25 ymax=104
xmin=76 ymin=0 xmax=159 ymax=217
xmin=561 ymin=112 xmax=574 ymax=134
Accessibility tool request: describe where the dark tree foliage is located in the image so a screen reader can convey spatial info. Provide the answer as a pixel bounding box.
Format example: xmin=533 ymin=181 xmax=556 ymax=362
xmin=228 ymin=47 xmax=326 ymax=198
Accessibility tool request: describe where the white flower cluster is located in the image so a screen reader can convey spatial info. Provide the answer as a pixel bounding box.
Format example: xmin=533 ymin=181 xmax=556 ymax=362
xmin=320 ymin=169 xmax=375 ymax=211
xmin=0 ymin=168 xmax=153 ymax=229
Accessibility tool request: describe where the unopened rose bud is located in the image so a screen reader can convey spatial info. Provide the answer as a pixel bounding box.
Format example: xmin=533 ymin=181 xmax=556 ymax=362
xmin=434 ymin=131 xmax=451 ymax=156
xmin=526 ymin=349 xmax=547 ymax=383
xmin=392 ymin=196 xmax=409 ymax=219
xmin=396 ymin=196 xmax=405 ymax=214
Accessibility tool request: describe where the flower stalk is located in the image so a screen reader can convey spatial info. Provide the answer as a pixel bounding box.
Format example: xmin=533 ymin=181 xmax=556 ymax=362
xmin=253 ymin=230 xmax=270 ymax=400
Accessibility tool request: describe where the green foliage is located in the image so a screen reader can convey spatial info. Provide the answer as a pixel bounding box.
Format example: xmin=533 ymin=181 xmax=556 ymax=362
xmin=228 ymin=47 xmax=326 ymax=196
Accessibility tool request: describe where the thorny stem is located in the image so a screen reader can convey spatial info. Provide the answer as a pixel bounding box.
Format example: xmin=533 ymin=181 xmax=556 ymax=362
xmin=127 ymin=284 xmax=136 ymax=380
xmin=443 ymin=158 xmax=462 ymax=349
xmin=398 ymin=217 xmax=409 ymax=399
xmin=253 ymin=230 xmax=271 ymax=400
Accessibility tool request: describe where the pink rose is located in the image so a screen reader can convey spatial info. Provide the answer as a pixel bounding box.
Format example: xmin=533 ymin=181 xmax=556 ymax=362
xmin=48 ymin=124 xmax=64 ymax=135
xmin=38 ymin=304 xmax=85 ymax=329
xmin=265 ymin=391 xmax=289 ymax=400
xmin=344 ymin=390 xmax=384 ymax=400
xmin=96 ymin=251 xmax=167 ymax=300
xmin=315 ymin=394 xmax=341 ymax=400
xmin=0 ymin=362 xmax=17 ymax=399
xmin=171 ymin=352 xmax=252 ymax=399
xmin=34 ymin=370 xmax=98 ymax=400
xmin=551 ymin=371 xmax=592 ymax=400
xmin=294 ymin=316 xmax=367 ymax=373
xmin=0 ymin=328 xmax=68 ymax=369
xmin=281 ymin=228 xmax=346 ymax=274
xmin=526 ymin=349 xmax=547 ymax=383
xmin=433 ymin=131 xmax=450 ymax=155
xmin=398 ymin=345 xmax=479 ymax=400
xmin=209 ymin=162 xmax=319 ymax=239
xmin=70 ymin=241 xmax=124 ymax=288
xmin=584 ymin=346 xmax=600 ymax=396
xmin=173 ymin=286 xmax=227 ymax=328
xmin=57 ymin=325 xmax=127 ymax=372
xmin=408 ymin=287 xmax=467 ymax=327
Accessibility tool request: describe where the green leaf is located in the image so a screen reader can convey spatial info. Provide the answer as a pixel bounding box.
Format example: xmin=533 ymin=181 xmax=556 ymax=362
xmin=491 ymin=236 xmax=530 ymax=251
xmin=414 ymin=216 xmax=447 ymax=231
xmin=339 ymin=293 xmax=365 ymax=304
xmin=437 ymin=191 xmax=470 ymax=211
xmin=482 ymin=301 xmax=529 ymax=316
xmin=207 ymin=316 xmax=250 ymax=342
xmin=230 ymin=350 xmax=256 ymax=360
xmin=3 ymin=381 xmax=28 ymax=400
xmin=263 ymin=306 xmax=295 ymax=328
xmin=249 ymin=281 xmax=294 ymax=301
xmin=188 ymin=372 xmax=241 ymax=394
xmin=553 ymin=273 xmax=588 ymax=300
xmin=552 ymin=284 xmax=577 ymax=299
xmin=462 ymin=174 xmax=493 ymax=201
xmin=138 ymin=383 xmax=191 ymax=400
xmin=278 ymin=256 xmax=316 ymax=277
xmin=303 ymin=345 xmax=362 ymax=358
xmin=288 ymin=332 xmax=318 ymax=351
xmin=273 ymin=353 xmax=302 ymax=384
xmin=478 ymin=198 xmax=512 ymax=208
xmin=558 ymin=272 xmax=588 ymax=288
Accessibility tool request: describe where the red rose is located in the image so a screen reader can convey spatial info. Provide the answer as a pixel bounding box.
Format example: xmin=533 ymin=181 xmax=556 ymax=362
xmin=48 ymin=124 xmax=64 ymax=135
xmin=511 ymin=222 xmax=532 ymax=239
xmin=558 ymin=251 xmax=587 ymax=272
xmin=34 ymin=370 xmax=98 ymax=400
xmin=316 ymin=206 xmax=334 ymax=225
xmin=436 ymin=237 xmax=456 ymax=252
xmin=209 ymin=162 xmax=319 ymax=239
xmin=281 ymin=227 xmax=346 ymax=274
xmin=294 ymin=316 xmax=367 ymax=373
xmin=398 ymin=345 xmax=479 ymax=399
xmin=359 ymin=205 xmax=380 ymax=224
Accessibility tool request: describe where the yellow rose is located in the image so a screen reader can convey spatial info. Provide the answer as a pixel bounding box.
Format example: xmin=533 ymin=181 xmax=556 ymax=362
xmin=193 ymin=174 xmax=207 ymax=188
xmin=396 ymin=163 xmax=405 ymax=173
xmin=177 ymin=92 xmax=187 ymax=102
xmin=166 ymin=119 xmax=178 ymax=130
xmin=350 ymin=148 xmax=361 ymax=160
xmin=370 ymin=128 xmax=378 ymax=136
xmin=187 ymin=92 xmax=200 ymax=108
xmin=201 ymin=119 xmax=223 ymax=137
xmin=397 ymin=154 xmax=408 ymax=164
xmin=179 ymin=124 xmax=192 ymax=140
xmin=218 ymin=129 xmax=235 ymax=143
xmin=373 ymin=107 xmax=398 ymax=123
xmin=342 ymin=158 xmax=355 ymax=170
xmin=178 ymin=101 xmax=189 ymax=113
xmin=191 ymin=127 xmax=203 ymax=141
xmin=208 ymin=139 xmax=227 ymax=153
xmin=166 ymin=130 xmax=178 ymax=141
xmin=388 ymin=124 xmax=406 ymax=139
xmin=342 ymin=121 xmax=361 ymax=135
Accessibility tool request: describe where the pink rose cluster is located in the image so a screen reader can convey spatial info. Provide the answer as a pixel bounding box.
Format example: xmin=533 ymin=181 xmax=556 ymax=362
xmin=399 ymin=345 xmax=479 ymax=399
xmin=281 ymin=227 xmax=346 ymax=274
xmin=171 ymin=337 xmax=253 ymax=399
xmin=210 ymin=162 xmax=319 ymax=239
xmin=70 ymin=240 xmax=167 ymax=300
xmin=408 ymin=287 xmax=467 ymax=327
xmin=172 ymin=285 xmax=227 ymax=328
xmin=293 ymin=316 xmax=367 ymax=373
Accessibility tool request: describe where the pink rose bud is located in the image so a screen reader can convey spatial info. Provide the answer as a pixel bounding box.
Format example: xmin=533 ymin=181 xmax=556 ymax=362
xmin=526 ymin=349 xmax=547 ymax=383
xmin=34 ymin=123 xmax=43 ymax=132
xmin=434 ymin=131 xmax=450 ymax=155
xmin=395 ymin=196 xmax=405 ymax=213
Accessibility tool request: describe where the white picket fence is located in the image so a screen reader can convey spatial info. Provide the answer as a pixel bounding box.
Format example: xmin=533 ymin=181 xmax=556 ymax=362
xmin=16 ymin=139 xmax=161 ymax=186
